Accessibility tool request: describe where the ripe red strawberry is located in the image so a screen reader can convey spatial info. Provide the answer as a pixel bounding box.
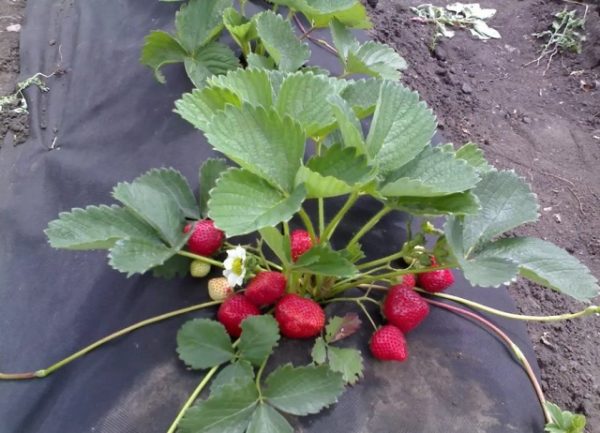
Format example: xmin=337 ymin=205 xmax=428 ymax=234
xmin=417 ymin=259 xmax=454 ymax=293
xmin=369 ymin=325 xmax=408 ymax=362
xmin=275 ymin=294 xmax=325 ymax=339
xmin=382 ymin=285 xmax=429 ymax=333
xmin=244 ymin=271 xmax=287 ymax=307
xmin=184 ymin=219 xmax=224 ymax=256
xmin=397 ymin=273 xmax=416 ymax=289
xmin=290 ymin=229 xmax=313 ymax=262
xmin=217 ymin=294 xmax=260 ymax=337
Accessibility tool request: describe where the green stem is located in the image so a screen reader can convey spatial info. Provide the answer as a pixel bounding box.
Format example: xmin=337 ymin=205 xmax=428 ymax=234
xmin=329 ymin=265 xmax=450 ymax=297
xmin=322 ymin=192 xmax=359 ymax=240
xmin=318 ymin=198 xmax=325 ymax=236
xmin=166 ymin=365 xmax=220 ymax=433
xmin=347 ymin=206 xmax=391 ymax=249
xmin=322 ymin=295 xmax=380 ymax=306
xmin=177 ymin=251 xmax=224 ymax=268
xmin=0 ymin=300 xmax=221 ymax=381
xmin=239 ymin=0 xmax=247 ymax=15
xmin=416 ymin=289 xmax=600 ymax=322
xmin=167 ymin=339 xmax=241 ymax=433
xmin=322 ymin=296 xmax=379 ymax=330
xmin=424 ymin=298 xmax=552 ymax=424
xmin=255 ymin=357 xmax=268 ymax=400
xmin=356 ymin=248 xmax=409 ymax=270
xmin=298 ymin=207 xmax=317 ymax=242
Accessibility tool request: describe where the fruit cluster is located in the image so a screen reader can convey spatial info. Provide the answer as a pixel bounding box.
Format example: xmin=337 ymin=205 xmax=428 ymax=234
xmin=185 ymin=220 xmax=455 ymax=362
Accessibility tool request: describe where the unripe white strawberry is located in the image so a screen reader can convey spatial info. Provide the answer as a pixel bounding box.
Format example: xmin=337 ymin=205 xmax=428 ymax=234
xmin=190 ymin=260 xmax=211 ymax=278
xmin=208 ymin=277 xmax=234 ymax=301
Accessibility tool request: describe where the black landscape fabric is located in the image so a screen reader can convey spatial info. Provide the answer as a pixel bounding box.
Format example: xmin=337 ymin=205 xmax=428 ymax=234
xmin=0 ymin=1 xmax=545 ymax=432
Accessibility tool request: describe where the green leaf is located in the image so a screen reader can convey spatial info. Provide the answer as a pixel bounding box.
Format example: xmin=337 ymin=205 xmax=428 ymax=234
xmin=311 ymin=337 xmax=328 ymax=364
xmin=330 ymin=19 xmax=405 ymax=79
xmin=255 ymin=11 xmax=311 ymax=72
xmin=204 ymin=104 xmax=305 ymax=192
xmin=208 ymin=68 xmax=273 ymax=108
xmin=307 ymin=143 xmax=372 ymax=186
xmin=184 ymin=42 xmax=240 ymax=87
xmin=346 ymin=41 xmax=407 ymax=80
xmin=223 ymin=7 xmax=257 ymax=50
xmin=330 ymin=18 xmax=360 ymax=60
xmin=176 ymin=319 xmax=235 ymax=369
xmin=199 ymin=158 xmax=228 ymax=218
xmin=327 ymin=347 xmax=363 ymax=385
xmin=152 ymin=254 xmax=191 ymax=279
xmin=461 ymin=170 xmax=539 ymax=253
xmin=208 ymin=169 xmax=306 ymax=237
xmin=175 ymin=86 xmax=241 ymax=131
xmin=263 ymin=364 xmax=345 ymax=416
xmin=454 ymin=142 xmax=494 ymax=174
xmin=544 ymin=402 xmax=586 ymax=433
xmin=247 ymin=404 xmax=294 ymax=433
xmin=300 ymin=0 xmax=371 ymax=28
xmin=179 ymin=380 xmax=258 ymax=433
xmin=444 ymin=216 xmax=518 ymax=287
xmin=239 ymin=315 xmax=281 ymax=366
xmin=276 ymin=72 xmax=339 ymax=136
xmin=293 ymin=243 xmax=358 ymax=277
xmin=328 ymin=95 xmax=365 ymax=152
xmin=108 ymin=237 xmax=184 ymax=276
xmin=366 ymin=81 xmax=436 ymax=176
xmin=45 ymin=205 xmax=159 ymax=250
xmin=140 ymin=31 xmax=187 ymax=84
xmin=342 ymin=242 xmax=365 ymax=263
xmin=478 ymin=237 xmax=599 ymax=301
xmin=112 ymin=169 xmax=188 ymax=246
xmin=297 ymin=136 xmax=373 ymax=199
xmin=259 ymin=227 xmax=291 ymax=265
xmin=210 ymin=361 xmax=255 ymax=395
xmin=128 ymin=167 xmax=199 ymax=219
xmin=247 ymin=53 xmax=277 ymax=70
xmin=341 ymin=78 xmax=382 ymax=118
xmin=388 ymin=192 xmax=481 ymax=216
xmin=175 ymin=0 xmax=232 ymax=53
xmin=295 ymin=167 xmax=353 ymax=199
xmin=380 ymin=147 xmax=480 ymax=197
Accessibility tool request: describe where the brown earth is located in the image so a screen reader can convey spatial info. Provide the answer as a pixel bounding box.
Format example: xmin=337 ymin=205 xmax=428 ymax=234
xmin=1 ymin=0 xmax=599 ymax=430
xmin=0 ymin=0 xmax=27 ymax=146
xmin=368 ymin=0 xmax=600 ymax=429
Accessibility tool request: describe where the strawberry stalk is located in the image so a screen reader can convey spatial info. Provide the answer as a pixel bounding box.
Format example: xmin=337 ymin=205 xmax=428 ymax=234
xmin=415 ymin=288 xmax=600 ymax=322
xmin=298 ymin=207 xmax=317 ymax=242
xmin=346 ymin=205 xmax=392 ymax=249
xmin=0 ymin=300 xmax=222 ymax=381
xmin=422 ymin=298 xmax=553 ymax=424
xmin=166 ymin=365 xmax=220 ymax=433
xmin=321 ymin=191 xmax=360 ymax=240
xmin=328 ymin=265 xmax=452 ymax=297
xmin=177 ymin=251 xmax=224 ymax=268
xmin=322 ymin=295 xmax=380 ymax=330
xmin=167 ymin=338 xmax=242 ymax=433
xmin=356 ymin=247 xmax=411 ymax=270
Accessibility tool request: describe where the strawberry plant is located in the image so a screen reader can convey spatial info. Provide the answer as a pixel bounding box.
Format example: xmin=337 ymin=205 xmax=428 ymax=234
xmin=1 ymin=1 xmax=597 ymax=432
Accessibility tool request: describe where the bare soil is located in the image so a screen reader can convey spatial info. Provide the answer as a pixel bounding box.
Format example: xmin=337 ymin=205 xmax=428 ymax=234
xmin=368 ymin=0 xmax=600 ymax=429
xmin=1 ymin=0 xmax=599 ymax=430
xmin=0 ymin=0 xmax=27 ymax=146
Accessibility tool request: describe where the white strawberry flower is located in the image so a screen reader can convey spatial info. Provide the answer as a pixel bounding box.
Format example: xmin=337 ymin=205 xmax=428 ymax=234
xmin=223 ymin=245 xmax=247 ymax=287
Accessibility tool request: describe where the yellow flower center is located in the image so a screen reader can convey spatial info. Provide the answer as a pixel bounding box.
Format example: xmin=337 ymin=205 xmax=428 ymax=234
xmin=231 ymin=257 xmax=243 ymax=275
